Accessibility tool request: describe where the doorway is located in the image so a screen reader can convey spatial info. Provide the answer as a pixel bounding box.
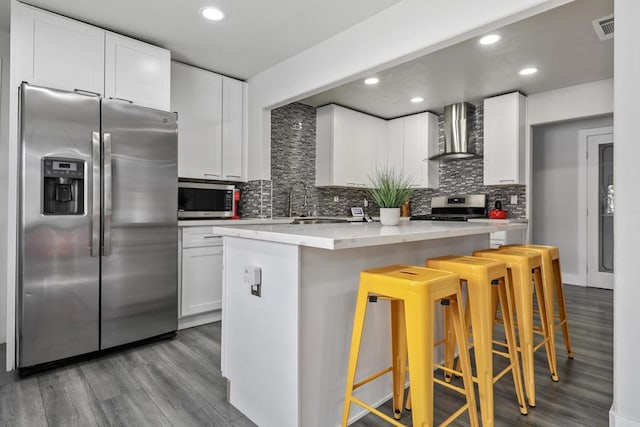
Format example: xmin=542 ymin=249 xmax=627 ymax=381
xmin=532 ymin=116 xmax=613 ymax=286
xmin=586 ymin=131 xmax=614 ymax=289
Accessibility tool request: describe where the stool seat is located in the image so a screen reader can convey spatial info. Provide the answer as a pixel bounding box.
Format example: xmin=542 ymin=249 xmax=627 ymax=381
xmin=342 ymin=265 xmax=479 ymax=427
xmin=426 ymin=255 xmax=528 ymax=426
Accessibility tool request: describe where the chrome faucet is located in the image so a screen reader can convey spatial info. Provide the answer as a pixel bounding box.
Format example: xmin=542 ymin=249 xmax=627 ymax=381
xmin=288 ymin=181 xmax=308 ymax=217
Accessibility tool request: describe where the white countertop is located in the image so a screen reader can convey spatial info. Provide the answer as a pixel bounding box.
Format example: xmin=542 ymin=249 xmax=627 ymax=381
xmin=467 ymin=218 xmax=528 ymax=224
xmin=178 ymin=218 xmax=293 ymax=227
xmin=212 ymin=220 xmax=528 ymax=250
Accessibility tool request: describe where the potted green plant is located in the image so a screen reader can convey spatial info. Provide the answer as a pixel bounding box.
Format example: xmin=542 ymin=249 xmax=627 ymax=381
xmin=367 ymin=169 xmax=414 ymax=226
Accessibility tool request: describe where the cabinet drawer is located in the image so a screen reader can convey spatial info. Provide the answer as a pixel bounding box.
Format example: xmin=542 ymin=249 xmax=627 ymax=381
xmin=182 ymin=226 xmax=223 ymax=248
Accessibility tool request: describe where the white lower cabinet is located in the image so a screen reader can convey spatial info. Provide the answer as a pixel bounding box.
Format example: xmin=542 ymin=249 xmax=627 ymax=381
xmin=490 ymin=229 xmax=527 ymax=248
xmin=179 ymin=227 xmax=223 ymax=328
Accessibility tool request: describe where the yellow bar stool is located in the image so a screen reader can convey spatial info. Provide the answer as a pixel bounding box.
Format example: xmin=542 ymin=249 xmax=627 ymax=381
xmin=472 ymin=248 xmax=558 ymax=408
xmin=342 ymin=265 xmax=479 ymax=427
xmin=501 ymin=244 xmax=574 ymax=360
xmin=425 ymin=256 xmax=528 ymax=427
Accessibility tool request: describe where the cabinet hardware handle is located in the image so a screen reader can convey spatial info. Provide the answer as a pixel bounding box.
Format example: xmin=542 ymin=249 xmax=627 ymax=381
xmin=499 ymin=179 xmax=515 ymax=183
xmin=203 ymin=236 xmax=220 ymax=239
xmin=346 ymin=182 xmax=357 ymax=186
xmin=204 ymin=173 xmax=220 ymax=177
xmin=74 ymin=88 xmax=101 ymax=97
xmin=225 ymin=175 xmax=241 ymax=179
xmin=110 ymin=97 xmax=134 ymax=104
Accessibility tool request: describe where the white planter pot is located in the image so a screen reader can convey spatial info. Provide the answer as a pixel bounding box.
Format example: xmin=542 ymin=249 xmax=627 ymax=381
xmin=379 ymin=208 xmax=401 ymax=226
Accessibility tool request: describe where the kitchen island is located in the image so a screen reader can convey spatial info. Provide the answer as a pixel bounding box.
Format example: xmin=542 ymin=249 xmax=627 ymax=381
xmin=212 ymin=220 xmax=527 ymax=427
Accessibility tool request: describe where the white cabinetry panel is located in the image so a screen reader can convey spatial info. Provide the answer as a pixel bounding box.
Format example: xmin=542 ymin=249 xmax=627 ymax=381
xmin=171 ymin=62 xmax=246 ymax=182
xmin=181 ymin=246 xmax=223 ymax=316
xmin=180 ymin=226 xmax=224 ymax=318
xmin=222 ymin=77 xmax=246 ymax=181
xmin=105 ymin=33 xmax=171 ymax=110
xmin=15 ymin=4 xmax=105 ymax=94
xmin=483 ymin=92 xmax=526 ymax=185
xmin=172 ymin=62 xmax=223 ymax=179
xmin=316 ymin=104 xmax=384 ymax=188
xmin=384 ymin=112 xmax=439 ymax=189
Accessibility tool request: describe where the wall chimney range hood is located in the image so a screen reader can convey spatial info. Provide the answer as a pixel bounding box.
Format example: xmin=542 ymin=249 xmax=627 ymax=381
xmin=429 ymin=102 xmax=481 ymax=161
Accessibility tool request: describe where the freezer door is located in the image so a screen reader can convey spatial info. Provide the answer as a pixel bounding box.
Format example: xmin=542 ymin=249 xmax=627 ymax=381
xmin=18 ymin=84 xmax=101 ymax=367
xmin=100 ymin=100 xmax=178 ymax=349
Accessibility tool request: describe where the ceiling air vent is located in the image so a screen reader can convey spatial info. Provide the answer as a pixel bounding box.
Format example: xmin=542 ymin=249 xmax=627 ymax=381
xmin=593 ymin=14 xmax=614 ymax=41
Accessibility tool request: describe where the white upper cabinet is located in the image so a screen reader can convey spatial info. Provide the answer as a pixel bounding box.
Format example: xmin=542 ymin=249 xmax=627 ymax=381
xmin=381 ymin=112 xmax=439 ymax=189
xmin=13 ymin=2 xmax=171 ymax=111
xmin=483 ymin=92 xmax=527 ymax=185
xmin=105 ymin=33 xmax=171 ymax=110
xmin=316 ymin=104 xmax=384 ymax=188
xmin=171 ymin=61 xmax=223 ymax=180
xmin=221 ymin=77 xmax=246 ymax=181
xmin=14 ymin=3 xmax=105 ymax=94
xmin=171 ymin=62 xmax=246 ymax=182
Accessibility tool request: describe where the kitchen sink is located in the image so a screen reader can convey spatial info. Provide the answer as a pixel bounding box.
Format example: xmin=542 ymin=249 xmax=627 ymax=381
xmin=291 ymin=218 xmax=349 ymax=225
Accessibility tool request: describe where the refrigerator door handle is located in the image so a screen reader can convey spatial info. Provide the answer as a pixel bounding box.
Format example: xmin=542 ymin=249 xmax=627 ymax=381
xmin=103 ymin=132 xmax=112 ymax=256
xmin=90 ymin=131 xmax=101 ymax=257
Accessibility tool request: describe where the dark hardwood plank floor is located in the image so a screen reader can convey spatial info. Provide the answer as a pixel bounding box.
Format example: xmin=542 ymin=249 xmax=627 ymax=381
xmin=0 ymin=284 xmax=611 ymax=426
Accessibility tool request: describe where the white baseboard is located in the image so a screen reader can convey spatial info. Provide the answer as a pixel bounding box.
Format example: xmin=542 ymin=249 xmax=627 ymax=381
xmin=178 ymin=309 xmax=222 ymax=330
xmin=610 ymin=405 xmax=640 ymax=426
xmin=562 ymin=273 xmax=584 ymax=287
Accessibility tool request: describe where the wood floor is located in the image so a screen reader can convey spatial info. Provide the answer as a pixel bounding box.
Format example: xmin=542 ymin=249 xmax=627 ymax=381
xmin=0 ymin=284 xmax=612 ymax=426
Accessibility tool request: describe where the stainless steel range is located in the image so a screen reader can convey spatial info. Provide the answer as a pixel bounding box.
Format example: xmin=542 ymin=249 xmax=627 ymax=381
xmin=411 ymin=194 xmax=487 ymax=221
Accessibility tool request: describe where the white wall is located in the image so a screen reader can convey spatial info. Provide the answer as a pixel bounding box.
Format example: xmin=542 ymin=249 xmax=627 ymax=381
xmin=611 ymin=1 xmax=640 ymax=425
xmin=527 ymin=79 xmax=614 ymax=126
xmin=246 ymin=0 xmax=573 ymax=180
xmin=0 ymin=30 xmax=10 ymax=344
xmin=531 ymin=115 xmax=613 ymax=285
xmin=524 ymin=79 xmax=614 ymax=245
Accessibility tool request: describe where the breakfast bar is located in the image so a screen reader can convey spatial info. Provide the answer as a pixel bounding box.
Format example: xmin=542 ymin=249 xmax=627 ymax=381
xmin=213 ymin=220 xmax=527 ymax=427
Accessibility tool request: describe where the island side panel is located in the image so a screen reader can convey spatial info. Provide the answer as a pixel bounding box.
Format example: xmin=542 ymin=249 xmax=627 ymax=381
xmin=299 ymin=234 xmax=489 ymax=427
xmin=221 ymin=236 xmax=301 ymax=427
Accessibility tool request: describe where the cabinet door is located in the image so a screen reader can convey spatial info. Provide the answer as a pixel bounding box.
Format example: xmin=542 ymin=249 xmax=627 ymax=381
xmin=105 ymin=33 xmax=171 ymax=110
xmin=171 ymin=62 xmax=223 ymax=179
xmin=331 ymin=106 xmax=359 ymax=186
xmin=483 ymin=92 xmax=526 ymax=185
xmin=181 ymin=246 xmax=223 ymax=316
xmin=14 ymin=4 xmax=105 ymax=94
xmin=222 ymin=77 xmax=245 ymax=181
xmin=385 ymin=118 xmax=404 ymax=174
xmin=402 ymin=113 xmax=427 ymax=187
xmin=357 ymin=114 xmax=384 ymax=187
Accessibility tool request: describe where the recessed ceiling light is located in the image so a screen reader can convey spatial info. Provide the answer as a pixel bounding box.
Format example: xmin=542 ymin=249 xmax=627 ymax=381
xmin=201 ymin=7 xmax=226 ymax=21
xmin=364 ymin=77 xmax=379 ymax=85
xmin=410 ymin=97 xmax=424 ymax=103
xmin=519 ymin=67 xmax=539 ymax=76
xmin=479 ymin=34 xmax=501 ymax=45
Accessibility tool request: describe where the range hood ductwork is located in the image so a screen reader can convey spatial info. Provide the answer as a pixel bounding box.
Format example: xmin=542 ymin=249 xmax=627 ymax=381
xmin=429 ymin=102 xmax=481 ymax=162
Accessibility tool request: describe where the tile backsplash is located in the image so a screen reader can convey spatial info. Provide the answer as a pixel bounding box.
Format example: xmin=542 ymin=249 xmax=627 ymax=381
xmin=239 ymin=102 xmax=526 ymax=219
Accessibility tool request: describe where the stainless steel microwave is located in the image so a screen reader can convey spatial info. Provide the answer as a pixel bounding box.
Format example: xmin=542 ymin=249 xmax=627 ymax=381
xmin=178 ymin=182 xmax=234 ymax=219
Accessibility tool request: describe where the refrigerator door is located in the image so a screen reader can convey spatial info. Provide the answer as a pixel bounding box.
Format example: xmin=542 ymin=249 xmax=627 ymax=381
xmin=100 ymin=100 xmax=178 ymax=349
xmin=18 ymin=84 xmax=101 ymax=367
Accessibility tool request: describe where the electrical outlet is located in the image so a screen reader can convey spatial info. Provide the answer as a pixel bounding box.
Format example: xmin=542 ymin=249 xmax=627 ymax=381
xmin=244 ymin=266 xmax=262 ymax=297
xmin=363 ymin=198 xmax=368 ymax=207
xmin=510 ymin=195 xmax=518 ymax=205
xmin=333 ymin=196 xmax=339 ymax=202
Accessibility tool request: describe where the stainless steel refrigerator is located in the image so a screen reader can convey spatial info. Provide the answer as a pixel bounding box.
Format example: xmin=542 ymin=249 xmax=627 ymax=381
xmin=18 ymin=83 xmax=178 ymax=368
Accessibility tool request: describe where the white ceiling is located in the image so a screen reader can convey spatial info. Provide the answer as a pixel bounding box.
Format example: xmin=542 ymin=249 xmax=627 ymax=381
xmin=300 ymin=0 xmax=614 ymax=118
xmin=0 ymin=0 xmax=402 ymax=79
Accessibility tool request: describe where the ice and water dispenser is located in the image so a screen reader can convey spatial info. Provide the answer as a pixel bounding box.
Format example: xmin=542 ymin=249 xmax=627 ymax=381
xmin=42 ymin=157 xmax=84 ymax=215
